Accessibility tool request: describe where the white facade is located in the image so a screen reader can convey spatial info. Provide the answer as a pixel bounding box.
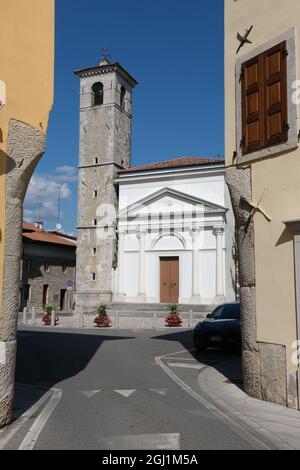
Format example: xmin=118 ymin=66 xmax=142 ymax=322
xmin=113 ymin=161 xmax=236 ymax=305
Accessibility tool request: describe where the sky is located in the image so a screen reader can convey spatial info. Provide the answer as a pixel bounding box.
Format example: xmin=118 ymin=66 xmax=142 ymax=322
xmin=24 ymin=0 xmax=224 ymax=234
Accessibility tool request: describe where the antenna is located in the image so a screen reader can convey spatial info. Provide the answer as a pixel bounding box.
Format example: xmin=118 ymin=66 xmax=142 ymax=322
xmin=56 ymin=185 xmax=62 ymax=232
xmin=38 ymin=190 xmax=42 ymax=221
xmin=101 ymin=47 xmax=111 ymax=62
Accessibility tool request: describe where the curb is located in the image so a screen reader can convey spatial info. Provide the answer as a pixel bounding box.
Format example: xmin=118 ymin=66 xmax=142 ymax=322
xmin=197 ymin=362 xmax=296 ymax=450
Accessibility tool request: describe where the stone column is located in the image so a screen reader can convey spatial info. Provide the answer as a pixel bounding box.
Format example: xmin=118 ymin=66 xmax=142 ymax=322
xmin=0 ymin=120 xmax=46 ymax=428
xmin=214 ymin=225 xmax=225 ymax=303
xmin=115 ymin=230 xmax=126 ymax=302
xmin=137 ymin=230 xmax=146 ymax=302
xmin=190 ymin=229 xmax=201 ymax=303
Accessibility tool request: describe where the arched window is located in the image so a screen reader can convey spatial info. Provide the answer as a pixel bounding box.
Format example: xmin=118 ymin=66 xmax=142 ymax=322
xmin=120 ymin=86 xmax=126 ymax=109
xmin=92 ymin=82 xmax=104 ymax=106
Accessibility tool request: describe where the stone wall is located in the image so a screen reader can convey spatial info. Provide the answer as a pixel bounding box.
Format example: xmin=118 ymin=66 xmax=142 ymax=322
xmin=21 ymin=249 xmax=75 ymax=312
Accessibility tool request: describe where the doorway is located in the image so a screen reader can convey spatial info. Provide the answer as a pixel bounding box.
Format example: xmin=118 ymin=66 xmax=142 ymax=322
xmin=160 ymin=257 xmax=179 ymax=304
xmin=42 ymin=284 xmax=49 ymax=306
xmin=60 ymin=289 xmax=67 ymax=311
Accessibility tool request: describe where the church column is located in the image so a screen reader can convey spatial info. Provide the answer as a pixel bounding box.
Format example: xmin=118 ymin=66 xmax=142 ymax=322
xmin=116 ymin=229 xmax=126 ymax=301
xmin=214 ymin=225 xmax=225 ymax=303
xmin=191 ymin=229 xmax=201 ymax=304
xmin=137 ymin=230 xmax=147 ymax=302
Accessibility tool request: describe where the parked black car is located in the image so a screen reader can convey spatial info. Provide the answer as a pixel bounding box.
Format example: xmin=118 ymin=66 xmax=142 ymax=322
xmin=193 ymin=303 xmax=241 ymax=352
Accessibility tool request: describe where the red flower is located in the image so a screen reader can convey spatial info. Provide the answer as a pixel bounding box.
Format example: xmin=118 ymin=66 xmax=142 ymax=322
xmin=165 ymin=314 xmax=182 ymax=327
xmin=94 ymin=315 xmax=111 ymax=327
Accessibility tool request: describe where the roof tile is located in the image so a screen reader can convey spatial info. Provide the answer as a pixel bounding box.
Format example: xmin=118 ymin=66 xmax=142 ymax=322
xmin=118 ymin=157 xmax=224 ymax=174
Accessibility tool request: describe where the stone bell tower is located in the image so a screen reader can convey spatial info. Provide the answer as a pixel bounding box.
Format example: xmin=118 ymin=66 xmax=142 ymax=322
xmin=74 ymin=58 xmax=137 ymax=312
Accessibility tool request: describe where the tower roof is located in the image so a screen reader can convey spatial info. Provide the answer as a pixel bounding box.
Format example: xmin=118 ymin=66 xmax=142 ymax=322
xmin=74 ymin=61 xmax=138 ymax=87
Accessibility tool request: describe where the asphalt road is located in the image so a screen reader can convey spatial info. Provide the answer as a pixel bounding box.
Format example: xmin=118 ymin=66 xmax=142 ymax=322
xmin=5 ymin=326 xmax=265 ymax=450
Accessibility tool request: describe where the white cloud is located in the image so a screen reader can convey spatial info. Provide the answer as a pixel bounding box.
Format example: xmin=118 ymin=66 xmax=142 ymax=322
xmin=54 ymin=165 xmax=78 ymax=182
xmin=24 ymin=166 xmax=76 ymax=226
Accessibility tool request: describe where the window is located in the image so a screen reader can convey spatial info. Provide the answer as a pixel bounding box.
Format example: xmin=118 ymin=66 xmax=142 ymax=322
xmin=212 ymin=304 xmax=240 ymax=320
xmin=94 ymin=157 xmax=99 ymax=165
xmin=62 ymin=264 xmax=67 ymax=273
xmin=93 ymin=219 xmax=97 ymax=226
xmin=241 ymin=41 xmax=288 ymax=155
xmin=92 ymin=248 xmax=97 ymax=256
xmin=26 ymin=259 xmax=31 ymax=272
xmin=93 ymin=190 xmax=98 ymax=198
xmin=24 ymin=284 xmax=31 ymax=302
xmin=92 ymin=273 xmax=96 ymax=281
xmin=120 ymin=86 xmax=126 ymax=109
xmin=92 ymin=82 xmax=104 ymax=106
xmin=44 ymin=261 xmax=50 ymax=272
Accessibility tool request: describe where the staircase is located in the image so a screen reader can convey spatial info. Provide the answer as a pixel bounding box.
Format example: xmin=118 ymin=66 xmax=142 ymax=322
xmin=109 ymin=302 xmax=214 ymax=318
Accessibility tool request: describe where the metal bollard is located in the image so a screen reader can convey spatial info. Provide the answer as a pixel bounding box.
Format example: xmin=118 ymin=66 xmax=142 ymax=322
xmin=115 ymin=312 xmax=119 ymax=329
xmin=31 ymin=307 xmax=36 ymax=324
xmin=79 ymin=311 xmax=84 ymax=328
xmin=23 ymin=307 xmax=28 ymax=324
xmin=189 ymin=310 xmax=193 ymax=328
xmin=153 ymin=312 xmax=157 ymax=329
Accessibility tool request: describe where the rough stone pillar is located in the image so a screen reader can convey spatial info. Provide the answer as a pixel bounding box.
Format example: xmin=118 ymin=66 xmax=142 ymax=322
xmin=226 ymin=166 xmax=288 ymax=406
xmin=213 ymin=225 xmax=225 ymax=303
xmin=225 ymin=166 xmax=262 ymax=400
xmin=0 ymin=120 xmax=45 ymax=427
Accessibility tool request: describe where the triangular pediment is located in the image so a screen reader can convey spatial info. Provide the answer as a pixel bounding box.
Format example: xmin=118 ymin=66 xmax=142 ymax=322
xmin=118 ymin=187 xmax=227 ymax=219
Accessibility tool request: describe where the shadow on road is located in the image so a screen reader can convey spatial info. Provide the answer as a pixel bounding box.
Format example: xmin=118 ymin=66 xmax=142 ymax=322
xmin=152 ymin=329 xmax=243 ymax=388
xmin=13 ymin=329 xmax=134 ymax=421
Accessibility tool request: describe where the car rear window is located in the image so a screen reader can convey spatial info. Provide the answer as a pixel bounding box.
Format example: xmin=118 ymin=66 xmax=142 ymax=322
xmin=212 ymin=304 xmax=240 ymax=320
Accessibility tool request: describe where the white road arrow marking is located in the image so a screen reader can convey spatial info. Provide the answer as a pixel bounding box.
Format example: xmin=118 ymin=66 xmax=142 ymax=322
xmin=167 ymin=362 xmax=205 ymax=370
xmin=149 ymin=388 xmax=168 ymax=396
xmin=114 ymin=390 xmax=136 ymax=398
xmin=79 ymin=390 xmax=101 ymax=398
xmin=98 ymin=433 xmax=180 ymax=450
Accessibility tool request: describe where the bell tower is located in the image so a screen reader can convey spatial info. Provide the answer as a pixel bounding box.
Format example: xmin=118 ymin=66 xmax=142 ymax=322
xmin=74 ymin=58 xmax=137 ymax=311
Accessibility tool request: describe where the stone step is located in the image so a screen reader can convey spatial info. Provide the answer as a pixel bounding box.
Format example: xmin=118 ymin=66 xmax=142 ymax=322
xmin=109 ymin=303 xmax=214 ymax=313
xmin=106 ymin=311 xmax=207 ymax=319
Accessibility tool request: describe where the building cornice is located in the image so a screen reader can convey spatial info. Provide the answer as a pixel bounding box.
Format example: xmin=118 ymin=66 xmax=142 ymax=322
xmin=116 ymin=165 xmax=224 ymax=184
xmin=74 ymin=62 xmax=138 ymax=88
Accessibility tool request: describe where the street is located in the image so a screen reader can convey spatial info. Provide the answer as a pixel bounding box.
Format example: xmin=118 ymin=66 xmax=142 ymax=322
xmin=1 ymin=326 xmax=271 ymax=450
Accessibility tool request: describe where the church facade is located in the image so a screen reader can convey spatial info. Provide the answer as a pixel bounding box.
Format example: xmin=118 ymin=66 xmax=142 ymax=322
xmin=115 ymin=158 xmax=235 ymax=305
xmin=74 ymin=58 xmax=235 ymax=312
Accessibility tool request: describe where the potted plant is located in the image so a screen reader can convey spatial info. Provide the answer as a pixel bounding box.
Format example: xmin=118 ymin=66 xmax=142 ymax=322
xmin=165 ymin=304 xmax=182 ymax=327
xmin=42 ymin=305 xmax=59 ymax=326
xmin=94 ymin=304 xmax=111 ymax=328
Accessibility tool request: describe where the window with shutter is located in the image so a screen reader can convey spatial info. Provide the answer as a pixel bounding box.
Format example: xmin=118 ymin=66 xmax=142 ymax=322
xmin=241 ymin=41 xmax=288 ymax=156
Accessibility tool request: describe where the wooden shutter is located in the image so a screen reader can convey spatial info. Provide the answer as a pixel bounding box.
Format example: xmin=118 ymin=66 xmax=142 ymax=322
xmin=241 ymin=41 xmax=288 ymax=155
xmin=264 ymin=41 xmax=288 ymax=147
xmin=241 ymin=54 xmax=265 ymax=154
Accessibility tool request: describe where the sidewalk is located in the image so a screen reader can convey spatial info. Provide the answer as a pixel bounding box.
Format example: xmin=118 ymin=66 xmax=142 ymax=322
xmin=199 ymin=358 xmax=300 ymax=450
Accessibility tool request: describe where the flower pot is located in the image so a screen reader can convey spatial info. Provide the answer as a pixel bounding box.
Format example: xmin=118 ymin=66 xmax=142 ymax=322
xmin=94 ymin=315 xmax=111 ymax=328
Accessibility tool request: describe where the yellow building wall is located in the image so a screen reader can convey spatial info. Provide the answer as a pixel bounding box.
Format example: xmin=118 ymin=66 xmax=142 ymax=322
xmin=0 ymin=0 xmax=54 ymax=322
xmin=225 ymin=0 xmax=300 ymax=372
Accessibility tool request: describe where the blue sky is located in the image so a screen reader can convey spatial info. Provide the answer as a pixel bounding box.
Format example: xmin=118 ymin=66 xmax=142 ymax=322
xmin=25 ymin=0 xmax=224 ymax=233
